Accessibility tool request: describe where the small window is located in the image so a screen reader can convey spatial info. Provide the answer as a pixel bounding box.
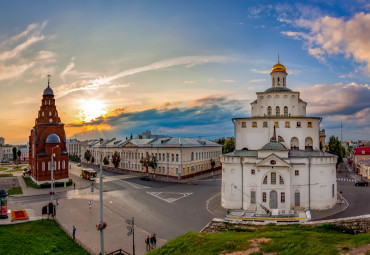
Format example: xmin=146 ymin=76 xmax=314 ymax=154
xmin=297 ymin=122 xmax=301 ymax=128
xmin=262 ymin=192 xmax=267 ymax=202
xmin=267 ymin=106 xmax=272 ymax=116
xmin=252 ymin=122 xmax=257 ymax=128
xmin=281 ymin=192 xmax=285 ymax=203
xmin=263 ymin=122 xmax=268 ymax=128
xmin=251 ymin=169 xmax=255 ymax=175
xmin=176 ymin=154 xmax=178 ymax=162
xmin=280 ymin=175 xmax=284 ymax=184
xmin=271 ymin=172 xmax=276 ymax=184
xmin=295 ymin=170 xmax=299 ymax=176
xmin=285 ymin=122 xmax=290 ymax=128
xmin=284 ymin=106 xmax=288 ymax=116
xmin=263 ymin=175 xmax=268 ymax=184
xmin=308 ymin=122 xmax=312 ymax=128
xmin=241 ymin=122 xmax=246 ymax=128
xmin=172 ymin=154 xmax=174 ymax=162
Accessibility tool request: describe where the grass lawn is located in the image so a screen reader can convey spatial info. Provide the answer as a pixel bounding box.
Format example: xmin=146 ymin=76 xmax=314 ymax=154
xmin=0 ymin=167 xmax=8 ymax=171
xmin=7 ymin=186 xmax=23 ymax=195
xmin=148 ymin=224 xmax=370 ymax=255
xmin=0 ymin=174 xmax=13 ymax=177
xmin=22 ymin=176 xmax=41 ymax=189
xmin=7 ymin=169 xmax=24 ymax=172
xmin=0 ymin=220 xmax=89 ymax=255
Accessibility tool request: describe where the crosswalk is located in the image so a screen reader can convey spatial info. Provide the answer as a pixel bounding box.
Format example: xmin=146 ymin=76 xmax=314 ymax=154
xmin=337 ymin=178 xmax=357 ymax=182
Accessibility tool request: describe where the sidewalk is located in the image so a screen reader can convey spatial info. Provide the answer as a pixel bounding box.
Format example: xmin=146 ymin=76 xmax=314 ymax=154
xmin=55 ymin=191 xmax=166 ymax=255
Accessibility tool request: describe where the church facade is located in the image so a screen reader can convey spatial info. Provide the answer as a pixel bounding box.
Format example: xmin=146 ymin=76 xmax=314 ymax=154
xmin=29 ymin=79 xmax=69 ymax=184
xmin=221 ymin=61 xmax=337 ymax=211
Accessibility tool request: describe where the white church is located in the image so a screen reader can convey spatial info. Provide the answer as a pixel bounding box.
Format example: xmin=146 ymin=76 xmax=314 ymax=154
xmin=221 ymin=60 xmax=337 ymax=211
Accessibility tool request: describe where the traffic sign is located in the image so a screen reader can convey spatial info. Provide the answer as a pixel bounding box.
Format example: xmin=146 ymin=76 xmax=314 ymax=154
xmin=127 ymin=226 xmax=132 ymax=231
xmin=125 ymin=219 xmax=133 ymax=225
xmin=127 ymin=231 xmax=133 ymax=236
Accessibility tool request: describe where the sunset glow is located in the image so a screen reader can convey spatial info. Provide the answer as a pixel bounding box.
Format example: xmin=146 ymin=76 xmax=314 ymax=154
xmin=79 ymin=99 xmax=107 ymax=123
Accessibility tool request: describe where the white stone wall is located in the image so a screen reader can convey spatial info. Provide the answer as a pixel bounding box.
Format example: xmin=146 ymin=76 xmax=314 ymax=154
xmin=251 ymin=92 xmax=306 ymax=117
xmin=235 ymin=118 xmax=320 ymax=151
xmin=221 ymin=155 xmax=337 ymax=211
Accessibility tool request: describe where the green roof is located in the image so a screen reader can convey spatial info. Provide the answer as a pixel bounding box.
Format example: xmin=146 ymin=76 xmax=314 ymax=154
xmin=260 ymin=142 xmax=287 ymax=151
xmin=264 ymin=87 xmax=292 ymax=93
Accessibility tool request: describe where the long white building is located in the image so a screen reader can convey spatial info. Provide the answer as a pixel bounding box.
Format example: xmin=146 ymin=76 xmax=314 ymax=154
xmin=221 ymin=60 xmax=337 ymax=211
xmin=81 ymin=136 xmax=222 ymax=179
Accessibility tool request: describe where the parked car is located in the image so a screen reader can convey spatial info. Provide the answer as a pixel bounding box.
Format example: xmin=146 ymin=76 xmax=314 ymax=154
xmin=139 ymin=176 xmax=151 ymax=181
xmin=355 ymin=179 xmax=368 ymax=186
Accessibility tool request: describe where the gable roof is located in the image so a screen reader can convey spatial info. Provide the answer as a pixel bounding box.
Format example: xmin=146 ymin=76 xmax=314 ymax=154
xmin=256 ymin=153 xmax=291 ymax=168
xmin=353 ymin=147 xmax=370 ymax=156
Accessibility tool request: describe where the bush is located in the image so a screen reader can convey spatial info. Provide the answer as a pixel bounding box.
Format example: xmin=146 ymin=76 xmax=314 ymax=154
xmin=40 ymin=179 xmax=73 ymax=188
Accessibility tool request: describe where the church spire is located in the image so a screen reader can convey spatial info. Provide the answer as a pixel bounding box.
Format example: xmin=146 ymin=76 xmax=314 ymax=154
xmin=47 ymin=74 xmax=51 ymax=88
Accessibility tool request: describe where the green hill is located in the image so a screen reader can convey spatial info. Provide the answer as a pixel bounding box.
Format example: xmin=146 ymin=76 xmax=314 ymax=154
xmin=148 ymin=224 xmax=370 ymax=255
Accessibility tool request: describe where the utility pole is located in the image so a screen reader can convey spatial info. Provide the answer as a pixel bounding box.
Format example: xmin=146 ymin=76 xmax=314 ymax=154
xmin=100 ymin=153 xmax=104 ymax=255
xmin=341 ymin=122 xmax=343 ymax=143
xmin=126 ymin=218 xmax=135 ymax=255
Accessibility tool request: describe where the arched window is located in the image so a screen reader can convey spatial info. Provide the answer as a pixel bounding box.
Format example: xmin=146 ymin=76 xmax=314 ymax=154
xmin=191 ymin=152 xmax=194 ymax=161
xmin=283 ymin=78 xmax=285 ymax=86
xmin=291 ymin=137 xmax=299 ymax=150
xmin=278 ymin=77 xmax=280 ymax=85
xmin=271 ymin=172 xmax=276 ymax=184
xmin=267 ymin=106 xmax=272 ymax=116
xmin=284 ymin=106 xmax=288 ymax=116
xmin=276 ymin=106 xmax=280 ymax=116
xmin=279 ymin=175 xmax=284 ymax=184
xmin=42 ymin=111 xmax=44 ymax=116
xmin=42 ymin=162 xmax=45 ymax=171
xmin=295 ymin=190 xmax=300 ymax=206
xmin=49 ymin=111 xmax=51 ymax=116
xmin=272 ymin=77 xmax=275 ymax=86
xmin=305 ymin=137 xmax=313 ymax=150
xmin=58 ymin=161 xmax=60 ymax=170
xmin=263 ymin=175 xmax=268 ymax=184
xmin=332 ymin=184 xmax=335 ymax=198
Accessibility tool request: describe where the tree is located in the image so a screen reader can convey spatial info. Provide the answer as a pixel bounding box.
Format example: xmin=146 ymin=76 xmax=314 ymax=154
xmin=84 ymin=150 xmax=92 ymax=162
xmin=112 ymin=151 xmax=121 ymax=168
xmin=91 ymin=157 xmax=95 ymax=164
xmin=140 ymin=152 xmax=151 ymax=174
xmin=210 ymin=158 xmax=216 ymax=174
xmin=103 ymin=156 xmax=109 ymax=165
xmin=149 ymin=155 xmax=158 ymax=177
xmin=12 ymin=147 xmax=17 ymax=161
xmin=17 ymin=150 xmax=21 ymax=160
xmin=327 ymin=136 xmax=345 ymax=167
xmin=216 ymin=138 xmax=226 ymax=146
xmin=223 ymin=138 xmax=235 ymax=154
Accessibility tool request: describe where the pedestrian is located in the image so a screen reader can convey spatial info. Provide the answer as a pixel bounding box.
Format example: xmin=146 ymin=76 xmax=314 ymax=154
xmin=56 ymin=199 xmax=59 ymax=206
xmin=145 ymin=235 xmax=150 ymax=251
xmin=150 ymin=234 xmax=155 ymax=249
xmin=153 ymin=233 xmax=157 ymax=249
xmin=89 ymin=200 xmax=92 ymax=209
xmin=73 ymin=226 xmax=76 ymax=240
xmin=74 ymin=182 xmax=76 ymax=190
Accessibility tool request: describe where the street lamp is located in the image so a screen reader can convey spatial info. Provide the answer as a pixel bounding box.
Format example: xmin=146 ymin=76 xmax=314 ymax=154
xmin=51 ymin=145 xmax=59 ymax=204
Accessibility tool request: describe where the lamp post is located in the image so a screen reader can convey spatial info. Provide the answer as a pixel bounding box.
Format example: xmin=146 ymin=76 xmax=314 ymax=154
xmin=99 ymin=152 xmax=104 ymax=255
xmin=51 ymin=145 xmax=59 ymax=204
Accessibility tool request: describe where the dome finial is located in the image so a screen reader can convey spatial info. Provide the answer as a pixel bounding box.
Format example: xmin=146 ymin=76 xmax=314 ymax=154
xmin=47 ymin=74 xmax=51 ymax=88
xmin=278 ymin=53 xmax=280 ymax=64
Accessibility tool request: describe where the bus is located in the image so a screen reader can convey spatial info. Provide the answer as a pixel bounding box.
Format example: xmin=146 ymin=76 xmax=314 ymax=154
xmin=81 ymin=168 xmax=97 ymax=181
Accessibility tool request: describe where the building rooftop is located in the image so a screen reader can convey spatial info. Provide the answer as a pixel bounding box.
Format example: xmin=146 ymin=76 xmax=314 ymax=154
xmin=260 ymin=141 xmax=287 ymax=151
xmin=263 ymin=87 xmax=293 ymax=93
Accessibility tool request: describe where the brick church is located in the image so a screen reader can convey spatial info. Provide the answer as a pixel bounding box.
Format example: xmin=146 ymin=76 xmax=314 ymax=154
xmin=29 ymin=78 xmax=69 ymax=184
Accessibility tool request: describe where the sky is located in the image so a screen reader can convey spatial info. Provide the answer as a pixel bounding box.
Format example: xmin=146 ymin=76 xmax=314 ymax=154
xmin=0 ymin=0 xmax=369 ymax=144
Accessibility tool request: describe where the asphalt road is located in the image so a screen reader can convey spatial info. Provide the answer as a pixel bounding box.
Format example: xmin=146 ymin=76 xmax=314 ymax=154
xmin=9 ymin=163 xmax=223 ymax=241
xmin=333 ymin=159 xmax=370 ymax=219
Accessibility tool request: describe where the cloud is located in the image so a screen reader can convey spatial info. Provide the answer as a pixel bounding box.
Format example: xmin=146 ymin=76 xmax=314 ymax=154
xmin=67 ymin=95 xmax=248 ymax=139
xmin=54 ymin=55 xmax=236 ymax=97
xmin=184 ymin=80 xmax=196 ymax=84
xmin=250 ymin=68 xmax=270 ymax=74
xmin=300 ymin=82 xmax=370 ymax=117
xmin=0 ymin=21 xmax=52 ymax=82
xmin=282 ymin=12 xmax=370 ymax=72
xmin=250 ymin=79 xmax=266 ymax=83
xmin=60 ymin=57 xmax=76 ymax=81
xmin=221 ymin=80 xmax=236 ymax=83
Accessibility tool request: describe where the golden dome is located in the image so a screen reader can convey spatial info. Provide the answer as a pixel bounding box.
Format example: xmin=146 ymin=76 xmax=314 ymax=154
xmin=271 ymin=62 xmax=286 ymax=73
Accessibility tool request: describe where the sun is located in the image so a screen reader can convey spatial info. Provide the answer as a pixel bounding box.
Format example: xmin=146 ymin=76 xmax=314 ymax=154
xmin=79 ymin=99 xmax=107 ymax=123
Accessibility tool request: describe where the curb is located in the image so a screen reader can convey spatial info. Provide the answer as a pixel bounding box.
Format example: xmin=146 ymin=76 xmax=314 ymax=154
xmin=311 ymin=195 xmax=350 ymax=221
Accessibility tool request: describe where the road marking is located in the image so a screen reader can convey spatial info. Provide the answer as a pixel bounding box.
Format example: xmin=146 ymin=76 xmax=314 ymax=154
xmin=193 ymin=178 xmax=222 ymax=183
xmin=121 ymin=180 xmax=150 ymax=189
xmin=206 ymin=192 xmax=221 ymax=217
xmin=146 ymin=191 xmax=192 ymax=203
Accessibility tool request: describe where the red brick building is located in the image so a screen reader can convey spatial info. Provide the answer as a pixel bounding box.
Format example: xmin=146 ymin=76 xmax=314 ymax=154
xmin=29 ymin=80 xmax=69 ymax=184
